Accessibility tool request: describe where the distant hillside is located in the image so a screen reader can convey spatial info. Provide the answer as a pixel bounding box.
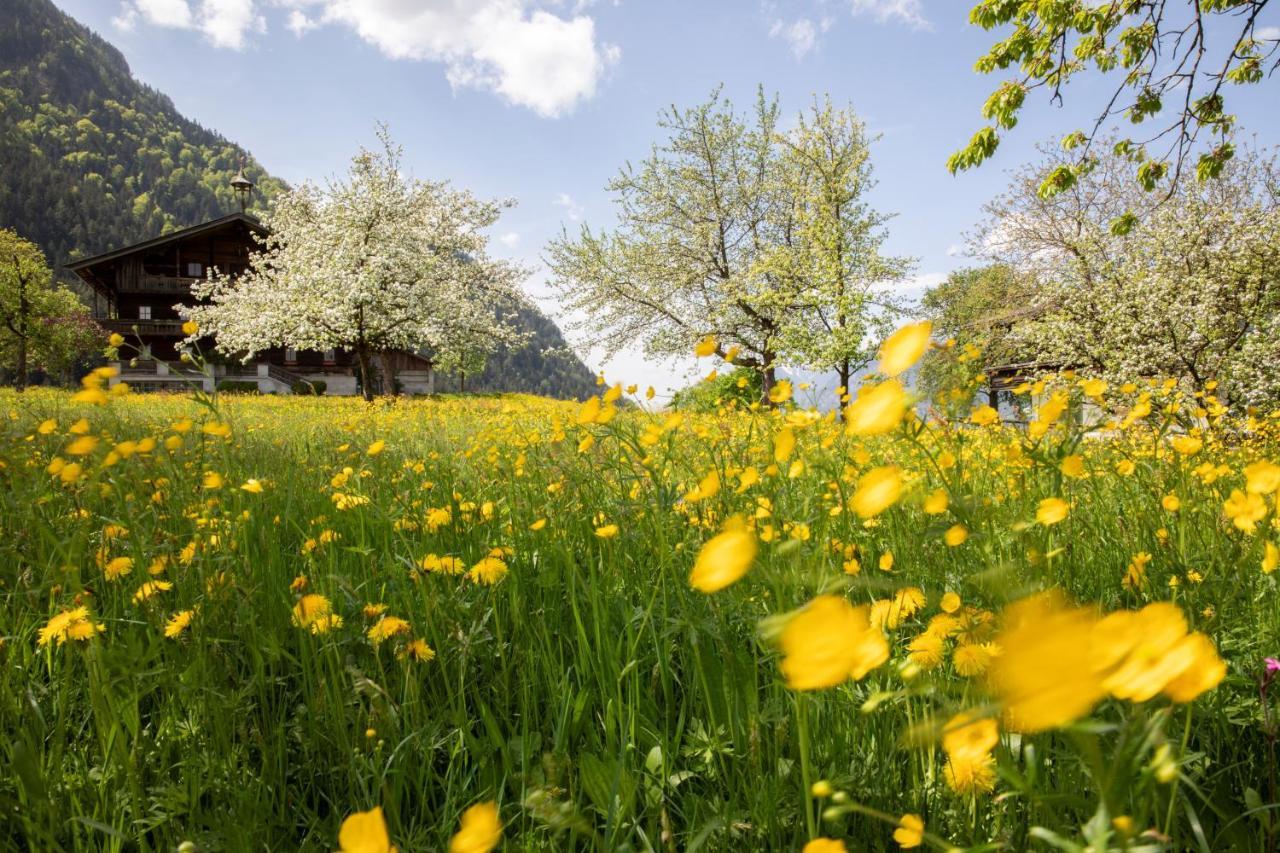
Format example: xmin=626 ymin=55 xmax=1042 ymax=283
xmin=0 ymin=0 xmax=596 ymax=399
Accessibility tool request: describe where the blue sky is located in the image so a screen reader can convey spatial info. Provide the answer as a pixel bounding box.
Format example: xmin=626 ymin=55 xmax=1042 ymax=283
xmin=52 ymin=0 xmax=1280 ymax=396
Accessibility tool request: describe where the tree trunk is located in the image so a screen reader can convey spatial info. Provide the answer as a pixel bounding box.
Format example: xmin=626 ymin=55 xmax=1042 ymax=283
xmin=14 ymin=334 xmax=26 ymax=393
xmin=459 ymin=371 xmax=466 ymax=393
xmin=355 ymin=345 xmax=374 ymax=402
xmin=836 ymin=360 xmax=851 ymax=420
xmin=379 ymin=351 xmax=399 ymax=396
xmin=760 ymin=357 xmax=777 ymax=407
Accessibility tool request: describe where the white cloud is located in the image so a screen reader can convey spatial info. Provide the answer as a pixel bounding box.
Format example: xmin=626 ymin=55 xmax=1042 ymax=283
xmin=113 ymin=0 xmax=618 ymax=116
xmin=769 ymin=17 xmax=818 ymax=58
xmin=1257 ymin=26 xmax=1280 ymax=41
xmin=554 ymin=192 xmax=583 ymax=221
xmin=114 ymin=0 xmax=263 ymax=49
xmin=285 ymin=9 xmax=316 ymax=37
xmin=849 ymin=0 xmax=929 ymax=29
xmin=498 ymin=231 xmax=522 ymax=248
xmin=283 ymin=0 xmax=619 ymax=117
xmin=945 ymin=243 xmax=963 ymax=257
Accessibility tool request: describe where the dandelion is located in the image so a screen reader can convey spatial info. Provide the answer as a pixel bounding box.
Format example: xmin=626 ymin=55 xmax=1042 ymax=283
xmin=953 ymin=643 xmax=994 ymax=677
xmin=399 ymin=639 xmax=436 ymax=663
xmin=594 ymin=524 xmax=619 ymax=538
xmin=689 ymin=516 xmax=756 ymax=593
xmin=132 ymin=580 xmax=173 ymax=604
xmin=240 ymin=478 xmax=265 ymax=494
xmin=66 ymin=435 xmax=98 ymax=456
xmin=449 ymin=801 xmax=502 ymax=853
xmin=1264 ymin=542 xmax=1279 ymax=574
xmin=694 ymin=335 xmax=717 ymax=357
xmin=907 ymin=632 xmax=946 ymax=668
xmin=1245 ymin=460 xmax=1280 ymax=495
xmin=940 ymin=592 xmax=961 ymax=613
xmin=164 ymin=610 xmax=194 ymax=638
xmin=104 ymin=556 xmax=134 ymax=581
xmin=803 ymin=841 xmax=847 ymax=853
xmin=970 ymin=405 xmax=999 ymax=426
xmin=923 ymin=488 xmax=948 ymax=515
xmin=366 ymin=440 xmax=386 ymax=456
xmin=37 ymin=606 xmax=104 ymax=646
xmin=769 ymin=379 xmax=793 ymax=404
xmin=202 ymin=471 xmax=224 ymax=490
xmin=1036 ymin=497 xmax=1069 ymax=526
xmin=367 ymin=615 xmax=411 ymax=645
xmin=943 ymin=524 xmax=968 ymax=547
xmin=468 ymin=556 xmax=508 ymax=585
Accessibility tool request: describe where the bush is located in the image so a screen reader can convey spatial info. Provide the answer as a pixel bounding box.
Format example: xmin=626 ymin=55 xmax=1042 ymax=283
xmin=291 ymin=379 xmax=327 ymax=396
xmin=217 ymin=380 xmax=259 ymax=395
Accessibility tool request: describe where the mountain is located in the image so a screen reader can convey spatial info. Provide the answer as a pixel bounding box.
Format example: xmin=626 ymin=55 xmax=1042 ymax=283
xmin=0 ymin=0 xmax=597 ymax=400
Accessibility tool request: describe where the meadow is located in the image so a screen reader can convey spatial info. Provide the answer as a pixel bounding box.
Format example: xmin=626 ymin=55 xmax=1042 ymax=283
xmin=2 ymin=339 xmax=1279 ymax=851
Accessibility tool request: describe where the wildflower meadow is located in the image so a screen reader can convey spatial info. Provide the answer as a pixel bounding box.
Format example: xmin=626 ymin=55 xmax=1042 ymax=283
xmin=2 ymin=328 xmax=1278 ymax=851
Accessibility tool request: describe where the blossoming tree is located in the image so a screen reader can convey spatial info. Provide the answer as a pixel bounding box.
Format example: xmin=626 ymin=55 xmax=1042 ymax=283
xmin=184 ymin=127 xmax=524 ymax=400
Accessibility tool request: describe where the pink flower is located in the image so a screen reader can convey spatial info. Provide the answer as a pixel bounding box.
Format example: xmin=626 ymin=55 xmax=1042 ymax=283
xmin=1267 ymin=657 xmax=1280 ymax=673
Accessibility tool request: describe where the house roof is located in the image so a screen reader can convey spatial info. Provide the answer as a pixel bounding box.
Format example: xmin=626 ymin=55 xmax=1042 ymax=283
xmin=65 ymin=212 xmax=267 ymax=273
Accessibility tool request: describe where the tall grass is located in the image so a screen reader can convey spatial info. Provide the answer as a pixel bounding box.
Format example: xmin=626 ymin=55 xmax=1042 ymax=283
xmin=0 ymin=383 xmax=1276 ymax=851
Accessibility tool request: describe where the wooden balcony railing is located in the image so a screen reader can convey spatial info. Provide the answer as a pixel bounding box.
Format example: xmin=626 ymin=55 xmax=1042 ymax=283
xmin=98 ymin=318 xmax=187 ymax=336
xmin=119 ymin=276 xmax=200 ymax=294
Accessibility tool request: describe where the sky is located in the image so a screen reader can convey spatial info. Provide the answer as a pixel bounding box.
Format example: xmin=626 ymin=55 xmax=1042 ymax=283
xmin=50 ymin=0 xmax=1280 ymax=398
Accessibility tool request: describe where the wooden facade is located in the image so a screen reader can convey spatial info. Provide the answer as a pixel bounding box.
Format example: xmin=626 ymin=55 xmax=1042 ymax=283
xmin=66 ymin=213 xmax=435 ymax=394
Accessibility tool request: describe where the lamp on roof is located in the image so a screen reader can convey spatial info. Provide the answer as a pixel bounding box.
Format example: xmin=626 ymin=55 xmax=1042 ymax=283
xmin=230 ymin=157 xmax=254 ymax=213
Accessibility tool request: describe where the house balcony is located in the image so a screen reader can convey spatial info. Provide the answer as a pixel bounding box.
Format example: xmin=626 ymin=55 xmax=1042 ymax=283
xmin=98 ymin=318 xmax=187 ymax=337
xmin=119 ymin=275 xmax=200 ymax=294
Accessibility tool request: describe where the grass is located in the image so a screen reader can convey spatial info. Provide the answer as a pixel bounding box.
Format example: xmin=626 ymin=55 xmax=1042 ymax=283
xmin=0 ymin=378 xmax=1277 ymax=851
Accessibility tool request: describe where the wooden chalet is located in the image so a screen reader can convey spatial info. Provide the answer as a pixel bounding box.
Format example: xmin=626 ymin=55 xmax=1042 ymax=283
xmin=66 ymin=181 xmax=435 ymax=395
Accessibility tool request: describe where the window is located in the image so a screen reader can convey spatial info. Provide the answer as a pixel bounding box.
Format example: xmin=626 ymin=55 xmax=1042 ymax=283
xmin=186 ymin=262 xmax=203 ymax=277
xmin=323 ymin=349 xmax=336 ymax=363
xmin=285 ymin=347 xmax=298 ymax=363
xmin=139 ymin=305 xmax=152 ymax=320
xmin=141 ymin=344 xmax=152 ymax=359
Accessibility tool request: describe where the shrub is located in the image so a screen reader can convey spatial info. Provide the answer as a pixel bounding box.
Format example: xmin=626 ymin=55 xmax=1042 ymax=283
xmin=292 ymin=379 xmax=327 ymax=396
xmin=217 ymin=380 xmax=259 ymax=394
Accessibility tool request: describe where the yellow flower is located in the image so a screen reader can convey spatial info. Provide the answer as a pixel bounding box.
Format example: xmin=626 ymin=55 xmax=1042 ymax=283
xmin=1060 ymin=455 xmax=1086 ymax=479
xmin=773 ymin=427 xmax=796 ymax=462
xmin=104 ymin=556 xmax=134 ymax=581
xmin=1160 ymin=493 xmax=1180 ymax=512
xmin=594 ymin=524 xmax=619 ymax=539
xmin=338 ymin=806 xmax=396 ymax=853
xmin=366 ymin=440 xmax=386 ymax=456
xmin=367 ymin=616 xmax=411 ymax=645
xmin=923 ymin=488 xmax=948 ymax=515
xmin=1223 ymin=489 xmax=1267 ymax=533
xmin=529 ymin=518 xmax=547 ymax=531
xmin=202 ymin=471 xmax=224 ymax=490
xmin=892 ymin=814 xmax=924 ymax=849
xmin=164 ymin=609 xmax=194 ymax=638
xmin=1080 ymin=378 xmax=1107 ymax=398
xmin=907 ymin=631 xmax=945 ymax=668
xmin=684 ymin=469 xmax=721 ymax=502
xmin=970 ymin=405 xmax=999 ymax=426
xmin=108 ymin=332 xmax=125 ymax=347
xmin=37 ymin=606 xmax=104 ymax=646
xmin=779 ymin=595 xmax=889 ymax=690
xmin=689 ymin=516 xmax=757 ymax=593
xmin=943 ymin=752 xmax=996 ymax=794
xmin=694 ymin=335 xmax=717 ymax=357
xmin=132 ymin=580 xmax=173 ymax=604
xmin=768 ymin=379 xmax=793 ymax=404
xmin=952 ymin=642 xmax=994 ymax=677
xmin=1036 ymin=497 xmax=1069 ymax=526
xmin=293 ymin=594 xmax=335 ymax=631
xmin=66 ymin=435 xmax=99 ymax=456
xmin=240 ymin=478 xmax=265 ymax=494
xmin=181 ymin=320 xmax=199 ymax=335
xmin=852 ymin=466 xmax=903 ymax=519
xmin=942 ymin=712 xmax=998 ymax=761
xmin=802 ymin=841 xmax=847 ymax=853
xmin=943 ymin=524 xmax=968 ymax=547
xmin=878 ymin=322 xmax=931 ymax=377
xmin=398 ymin=638 xmax=436 ymax=663
xmin=1171 ymin=435 xmax=1202 ymax=456
xmin=37 ymin=418 xmax=57 ymax=434
xmin=449 ymin=801 xmax=502 ymax=853
xmin=987 ymin=592 xmax=1105 ymax=733
xmin=1263 ymin=542 xmax=1279 ymax=575
xmin=940 ymin=592 xmax=961 ymax=613
xmin=845 ymin=379 xmax=908 ymax=436
xmin=1245 ymin=460 xmax=1280 ymax=495
xmin=468 ymin=556 xmax=508 ymax=585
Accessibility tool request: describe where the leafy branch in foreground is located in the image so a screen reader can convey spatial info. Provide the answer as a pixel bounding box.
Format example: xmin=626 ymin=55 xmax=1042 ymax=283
xmin=951 ymin=0 xmax=1279 ymax=195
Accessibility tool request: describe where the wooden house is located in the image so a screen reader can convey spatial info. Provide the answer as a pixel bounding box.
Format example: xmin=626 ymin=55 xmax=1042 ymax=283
xmin=66 ymin=208 xmax=435 ymax=395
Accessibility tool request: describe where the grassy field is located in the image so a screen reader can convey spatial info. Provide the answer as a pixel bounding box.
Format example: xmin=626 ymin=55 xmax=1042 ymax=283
xmin=2 ymin=363 xmax=1278 ymax=851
